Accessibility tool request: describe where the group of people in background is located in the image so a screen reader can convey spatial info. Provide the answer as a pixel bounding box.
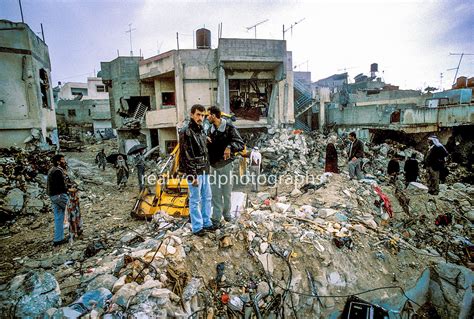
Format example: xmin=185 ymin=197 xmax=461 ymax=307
xmin=324 ymin=132 xmax=448 ymax=195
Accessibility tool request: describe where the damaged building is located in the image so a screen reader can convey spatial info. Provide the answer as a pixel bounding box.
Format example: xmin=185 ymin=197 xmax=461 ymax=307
xmin=54 ymin=76 xmax=114 ymax=139
xmin=0 ymin=19 xmax=57 ymax=148
xmin=101 ymin=29 xmax=294 ymax=154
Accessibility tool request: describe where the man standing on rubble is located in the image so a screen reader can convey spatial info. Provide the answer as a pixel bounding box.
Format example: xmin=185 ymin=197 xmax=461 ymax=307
xmin=424 ymin=136 xmax=448 ymax=195
xmin=47 ymin=154 xmax=69 ymax=247
xmin=347 ymin=132 xmax=364 ymax=180
xmin=179 ymin=104 xmax=213 ymax=236
xmin=207 ymin=106 xmax=245 ymax=227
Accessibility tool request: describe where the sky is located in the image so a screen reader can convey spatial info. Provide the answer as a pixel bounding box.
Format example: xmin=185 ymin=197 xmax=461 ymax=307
xmin=2 ymin=0 xmax=473 ymax=90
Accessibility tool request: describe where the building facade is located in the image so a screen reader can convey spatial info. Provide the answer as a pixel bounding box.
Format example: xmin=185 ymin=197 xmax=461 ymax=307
xmin=55 ymin=77 xmax=113 ymax=138
xmin=101 ymin=36 xmax=295 ymax=154
xmin=0 ymin=20 xmax=57 ymax=148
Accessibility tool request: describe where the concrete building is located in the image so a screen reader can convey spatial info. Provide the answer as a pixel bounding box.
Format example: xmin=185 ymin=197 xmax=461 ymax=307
xmin=0 ymin=20 xmax=57 ymax=148
xmin=101 ymin=34 xmax=294 ymax=154
xmin=324 ymin=74 xmax=474 ymax=142
xmin=55 ymin=77 xmax=113 ymax=138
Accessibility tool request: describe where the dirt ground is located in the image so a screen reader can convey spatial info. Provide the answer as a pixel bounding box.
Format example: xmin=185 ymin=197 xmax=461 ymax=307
xmin=0 ymin=140 xmax=144 ymax=284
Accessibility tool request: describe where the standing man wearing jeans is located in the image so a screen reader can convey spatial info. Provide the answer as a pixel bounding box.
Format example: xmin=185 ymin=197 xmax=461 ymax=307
xmin=47 ymin=154 xmax=69 ymax=247
xmin=179 ymin=104 xmax=213 ymax=236
xmin=207 ymin=106 xmax=245 ymax=227
xmin=347 ymin=131 xmax=364 ymax=180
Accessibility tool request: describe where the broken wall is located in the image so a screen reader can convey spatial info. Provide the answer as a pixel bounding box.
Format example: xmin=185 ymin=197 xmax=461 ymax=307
xmin=0 ymin=20 xmax=57 ymax=147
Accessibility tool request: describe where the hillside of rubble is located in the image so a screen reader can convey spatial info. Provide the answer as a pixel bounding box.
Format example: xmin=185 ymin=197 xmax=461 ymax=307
xmin=0 ymin=131 xmax=473 ymax=318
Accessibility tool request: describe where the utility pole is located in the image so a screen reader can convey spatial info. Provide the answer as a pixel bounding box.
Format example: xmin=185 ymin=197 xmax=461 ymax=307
xmin=246 ymin=19 xmax=269 ymax=39
xmin=125 ymin=23 xmax=136 ymax=56
xmin=283 ymin=18 xmax=305 ymax=40
xmin=448 ymin=52 xmax=474 ymax=85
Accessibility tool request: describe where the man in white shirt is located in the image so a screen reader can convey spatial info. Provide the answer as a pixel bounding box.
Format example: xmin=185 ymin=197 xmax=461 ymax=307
xmin=249 ymin=146 xmax=262 ymax=192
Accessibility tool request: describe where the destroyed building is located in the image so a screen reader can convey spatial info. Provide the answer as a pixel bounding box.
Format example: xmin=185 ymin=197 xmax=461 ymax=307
xmin=54 ymin=76 xmax=114 ymax=139
xmin=101 ymin=29 xmax=294 ymax=154
xmin=0 ymin=19 xmax=57 ymax=148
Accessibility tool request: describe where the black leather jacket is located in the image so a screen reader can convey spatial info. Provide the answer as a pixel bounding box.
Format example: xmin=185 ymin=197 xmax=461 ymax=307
xmin=178 ymin=119 xmax=209 ymax=178
xmin=208 ymin=119 xmax=245 ymax=168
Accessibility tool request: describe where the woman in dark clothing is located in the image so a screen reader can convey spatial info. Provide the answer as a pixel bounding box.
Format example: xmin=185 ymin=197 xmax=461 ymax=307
xmin=404 ymin=153 xmax=419 ymax=186
xmin=325 ymin=136 xmax=339 ymax=173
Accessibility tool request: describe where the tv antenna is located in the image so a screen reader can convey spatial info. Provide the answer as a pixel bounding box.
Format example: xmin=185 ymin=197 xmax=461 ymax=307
xmin=282 ymin=18 xmax=305 ymax=40
xmin=447 ymin=52 xmax=474 ymax=85
xmin=294 ymin=60 xmax=309 ymax=71
xmin=156 ymin=41 xmax=163 ymax=54
xmin=125 ymin=23 xmax=136 ymax=56
xmin=246 ymin=19 xmax=269 ymax=39
xmin=337 ymin=66 xmax=358 ymax=72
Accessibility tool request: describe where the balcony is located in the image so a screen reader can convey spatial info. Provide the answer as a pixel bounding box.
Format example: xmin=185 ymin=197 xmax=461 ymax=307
xmin=146 ymin=108 xmax=177 ymax=128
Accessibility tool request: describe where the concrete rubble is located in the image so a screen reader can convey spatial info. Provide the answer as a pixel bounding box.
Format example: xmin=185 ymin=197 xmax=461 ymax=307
xmin=0 ymin=131 xmax=472 ymax=318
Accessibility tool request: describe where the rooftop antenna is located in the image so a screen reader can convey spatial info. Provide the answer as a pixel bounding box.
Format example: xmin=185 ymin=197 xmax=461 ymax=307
xmin=18 ymin=0 xmax=24 ymax=23
xmin=156 ymin=41 xmax=163 ymax=54
xmin=294 ymin=60 xmax=309 ymax=71
xmin=447 ymin=52 xmax=474 ymax=85
xmin=125 ymin=23 xmax=136 ymax=56
xmin=439 ymin=72 xmax=443 ymax=90
xmin=337 ymin=66 xmax=358 ymax=72
xmin=246 ymin=19 xmax=269 ymax=39
xmin=282 ymin=18 xmax=305 ymax=40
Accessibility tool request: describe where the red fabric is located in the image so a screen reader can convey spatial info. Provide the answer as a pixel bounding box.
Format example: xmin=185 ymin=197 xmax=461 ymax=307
xmin=373 ymin=185 xmax=393 ymax=218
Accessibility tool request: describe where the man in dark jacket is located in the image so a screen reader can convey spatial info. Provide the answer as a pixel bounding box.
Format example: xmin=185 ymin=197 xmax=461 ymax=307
xmin=178 ymin=104 xmax=213 ymax=236
xmin=207 ymin=106 xmax=245 ymax=227
xmin=47 ymin=154 xmax=69 ymax=247
xmin=425 ymin=136 xmax=448 ymax=195
xmin=347 ymin=132 xmax=364 ymax=180
xmin=404 ymin=153 xmax=419 ymax=186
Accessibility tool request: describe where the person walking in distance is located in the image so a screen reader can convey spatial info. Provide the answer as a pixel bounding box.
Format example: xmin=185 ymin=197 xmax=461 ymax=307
xmin=47 ymin=154 xmax=69 ymax=247
xmin=179 ymin=104 xmax=213 ymax=236
xmin=424 ymin=136 xmax=448 ymax=195
xmin=96 ymin=149 xmax=107 ymax=170
xmin=135 ymin=150 xmax=146 ymax=190
xmin=207 ymin=106 xmax=245 ymax=227
xmin=325 ymin=135 xmax=339 ymax=173
xmin=347 ymin=131 xmax=364 ymax=180
xmin=249 ymin=146 xmax=262 ymax=192
xmin=404 ymin=153 xmax=419 ymax=186
xmin=115 ymin=155 xmax=129 ymax=189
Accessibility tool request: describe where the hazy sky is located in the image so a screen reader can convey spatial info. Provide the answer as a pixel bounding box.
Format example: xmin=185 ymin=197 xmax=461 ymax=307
xmin=2 ymin=0 xmax=473 ymax=90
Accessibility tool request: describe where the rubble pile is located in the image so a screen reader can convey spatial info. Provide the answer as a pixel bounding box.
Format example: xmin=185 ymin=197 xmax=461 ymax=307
xmin=253 ymin=129 xmax=327 ymax=176
xmin=0 ymin=147 xmax=55 ymax=222
xmin=1 ymin=170 xmax=472 ymax=318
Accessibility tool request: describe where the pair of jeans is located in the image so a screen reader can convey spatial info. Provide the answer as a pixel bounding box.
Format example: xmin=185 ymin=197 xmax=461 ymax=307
xmin=188 ymin=174 xmax=212 ymax=233
xmin=348 ymin=158 xmax=364 ymax=180
xmin=210 ymin=162 xmax=234 ymax=225
xmin=50 ymin=194 xmax=68 ymax=243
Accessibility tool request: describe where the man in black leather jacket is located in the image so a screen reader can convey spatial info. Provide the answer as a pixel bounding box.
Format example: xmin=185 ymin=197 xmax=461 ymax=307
xmin=178 ymin=104 xmax=213 ymax=236
xmin=207 ymin=106 xmax=245 ymax=227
